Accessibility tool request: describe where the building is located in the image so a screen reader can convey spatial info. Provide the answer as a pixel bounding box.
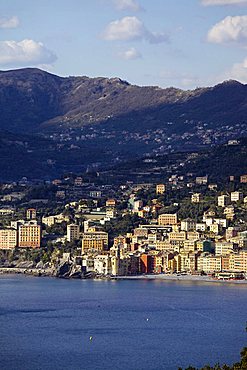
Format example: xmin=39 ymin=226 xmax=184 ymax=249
xmin=225 ymin=227 xmax=239 ymax=241
xmin=67 ymin=224 xmax=80 ymax=242
xmin=106 ymin=199 xmax=116 ymax=208
xmin=81 ymin=231 xmax=108 ymax=254
xmin=74 ymin=177 xmax=83 ymax=186
xmin=42 ymin=214 xmax=70 ymax=227
xmin=94 ymin=254 xmax=112 ymax=275
xmin=106 ymin=209 xmax=116 ymax=219
xmin=195 ymin=176 xmax=208 ymax=185
xmin=240 ymin=175 xmax=247 ymax=183
xmin=56 ymin=190 xmax=65 ymax=199
xmin=169 ymin=231 xmax=187 ymax=243
xmin=208 ymin=184 xmax=218 ymax=191
xmin=90 ymin=191 xmax=102 ymax=198
xmin=0 ymin=229 xmax=17 ymax=249
xmin=191 ymin=193 xmax=202 ymax=203
xmin=197 ymin=254 xmax=222 ymax=273
xmin=133 ymin=200 xmax=143 ymax=211
xmin=230 ymin=191 xmax=244 ymax=202
xmin=158 ymin=213 xmax=178 ymax=226
xmin=0 ymin=208 xmax=14 ymax=216
xmin=229 ymin=250 xmax=247 ymax=272
xmin=26 ymin=208 xmax=37 ymax=220
xmin=181 ymin=219 xmax=196 ymax=232
xmin=215 ymin=242 xmax=235 ymax=256
xmin=18 ymin=223 xmax=41 ymax=248
xmin=218 ymin=195 xmax=230 ymax=207
xmin=156 ymin=184 xmax=166 ymax=195
xmin=140 ymin=254 xmax=155 ymax=274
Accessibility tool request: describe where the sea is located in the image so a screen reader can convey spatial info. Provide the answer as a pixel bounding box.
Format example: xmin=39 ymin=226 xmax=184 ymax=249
xmin=0 ymin=275 xmax=246 ymax=370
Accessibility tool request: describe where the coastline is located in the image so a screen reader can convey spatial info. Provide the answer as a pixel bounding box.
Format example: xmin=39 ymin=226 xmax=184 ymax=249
xmin=1 ymin=267 xmax=247 ymax=284
xmin=111 ymin=274 xmax=247 ymax=284
xmin=0 ymin=267 xmax=54 ymax=277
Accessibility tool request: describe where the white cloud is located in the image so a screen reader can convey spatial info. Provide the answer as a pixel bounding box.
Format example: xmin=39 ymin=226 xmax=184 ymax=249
xmin=207 ymin=15 xmax=247 ymax=44
xmin=202 ymin=0 xmax=247 ymax=5
xmin=0 ymin=16 xmax=19 ymax=29
xmin=0 ymin=39 xmax=57 ymax=67
xmin=225 ymin=56 xmax=247 ymax=82
xmin=102 ymin=16 xmax=169 ymax=43
xmin=118 ymin=47 xmax=141 ymax=59
xmin=112 ymin=0 xmax=141 ymax=11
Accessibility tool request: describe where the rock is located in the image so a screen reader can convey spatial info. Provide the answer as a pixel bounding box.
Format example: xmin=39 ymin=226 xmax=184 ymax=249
xmin=69 ymin=264 xmax=83 ymax=279
xmin=16 ymin=261 xmax=35 ymax=269
xmin=36 ymin=261 xmax=44 ymax=269
xmin=84 ymin=271 xmax=95 ymax=279
xmin=55 ymin=261 xmax=72 ymax=278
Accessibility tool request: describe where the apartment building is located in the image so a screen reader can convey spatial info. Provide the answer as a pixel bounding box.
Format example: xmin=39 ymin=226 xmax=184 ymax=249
xmin=67 ymin=224 xmax=80 ymax=242
xmin=230 ymin=191 xmax=244 ymax=202
xmin=158 ymin=213 xmax=178 ymax=226
xmin=26 ymin=208 xmax=37 ymax=220
xmin=81 ymin=231 xmax=108 ymax=254
xmin=18 ymin=223 xmax=41 ymax=248
xmin=0 ymin=229 xmax=17 ymax=249
xmin=218 ymin=195 xmax=230 ymax=207
xmin=197 ymin=254 xmax=222 ymax=273
xmin=215 ymin=242 xmax=235 ymax=256
xmin=106 ymin=199 xmax=116 ymax=208
xmin=156 ymin=184 xmax=166 ymax=195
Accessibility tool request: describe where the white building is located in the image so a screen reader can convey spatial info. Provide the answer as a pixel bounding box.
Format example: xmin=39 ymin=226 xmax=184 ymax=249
xmin=218 ymin=195 xmax=230 ymax=207
xmin=67 ymin=224 xmax=80 ymax=242
xmin=231 ymin=192 xmax=244 ymax=202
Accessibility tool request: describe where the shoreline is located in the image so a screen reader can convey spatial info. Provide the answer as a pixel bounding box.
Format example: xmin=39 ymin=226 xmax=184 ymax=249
xmin=111 ymin=274 xmax=247 ymax=284
xmin=1 ymin=268 xmax=247 ymax=284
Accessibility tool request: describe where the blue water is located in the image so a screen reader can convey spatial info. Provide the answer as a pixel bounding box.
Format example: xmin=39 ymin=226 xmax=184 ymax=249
xmin=0 ymin=275 xmax=246 ymax=370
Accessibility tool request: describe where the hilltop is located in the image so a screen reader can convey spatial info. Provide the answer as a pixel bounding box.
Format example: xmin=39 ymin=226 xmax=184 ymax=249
xmin=0 ymin=68 xmax=247 ymax=180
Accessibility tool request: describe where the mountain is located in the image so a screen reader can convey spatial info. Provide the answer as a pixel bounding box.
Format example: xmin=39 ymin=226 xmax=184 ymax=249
xmin=100 ymin=138 xmax=247 ymax=184
xmin=0 ymin=68 xmax=247 ymax=133
xmin=0 ymin=68 xmax=247 ymax=181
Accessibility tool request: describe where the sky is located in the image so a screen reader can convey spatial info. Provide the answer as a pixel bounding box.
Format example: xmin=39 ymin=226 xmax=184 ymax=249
xmin=1 ymin=0 xmax=247 ymax=89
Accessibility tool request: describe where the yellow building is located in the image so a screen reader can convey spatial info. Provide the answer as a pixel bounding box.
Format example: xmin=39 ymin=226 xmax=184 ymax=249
xmin=167 ymin=253 xmax=181 ymax=272
xmin=82 ymin=231 xmax=108 ymax=254
xmin=197 ymin=254 xmax=222 ymax=273
xmin=156 ymin=184 xmax=166 ymax=195
xmin=183 ymin=240 xmax=197 ymax=253
xmin=18 ymin=224 xmax=41 ymax=248
xmin=229 ymin=251 xmax=247 ymax=272
xmin=158 ymin=213 xmax=177 ymax=226
xmin=169 ymin=231 xmax=187 ymax=242
xmin=0 ymin=229 xmax=17 ymax=249
xmin=215 ymin=242 xmax=235 ymax=256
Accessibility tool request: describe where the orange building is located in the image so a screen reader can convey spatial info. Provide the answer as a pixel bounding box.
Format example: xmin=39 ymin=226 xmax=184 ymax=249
xmin=140 ymin=254 xmax=154 ymax=274
xmin=18 ymin=224 xmax=41 ymax=248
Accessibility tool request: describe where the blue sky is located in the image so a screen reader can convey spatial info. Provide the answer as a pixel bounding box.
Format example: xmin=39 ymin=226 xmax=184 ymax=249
xmin=1 ymin=0 xmax=247 ymax=89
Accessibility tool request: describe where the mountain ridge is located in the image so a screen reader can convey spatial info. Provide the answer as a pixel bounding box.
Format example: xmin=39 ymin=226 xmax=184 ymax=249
xmin=0 ymin=68 xmax=247 ymax=180
xmin=0 ymin=67 xmax=245 ymax=134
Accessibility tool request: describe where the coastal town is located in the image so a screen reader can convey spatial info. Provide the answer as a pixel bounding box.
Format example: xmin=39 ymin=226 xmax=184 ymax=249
xmin=0 ymin=170 xmax=246 ymax=281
